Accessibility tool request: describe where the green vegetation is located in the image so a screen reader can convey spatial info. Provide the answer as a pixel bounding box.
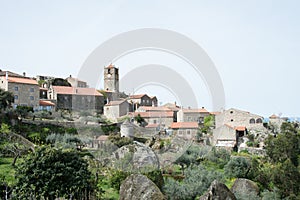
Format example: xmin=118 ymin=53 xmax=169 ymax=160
xmin=0 ymin=89 xmax=14 ymax=111
xmin=0 ymin=106 xmax=299 ymax=200
xmin=13 ymin=146 xmax=93 ymax=199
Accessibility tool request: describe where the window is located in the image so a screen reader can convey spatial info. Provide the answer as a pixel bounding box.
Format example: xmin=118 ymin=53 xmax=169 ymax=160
xmin=256 ymin=118 xmax=262 ymax=123
xmin=30 ymin=88 xmax=34 ymax=92
xmin=153 ymin=120 xmax=157 ymax=124
xmin=14 ymin=95 xmax=18 ymax=100
xmin=230 ymin=119 xmax=234 ymax=122
xmin=249 ymin=118 xmax=255 ymax=124
xmin=14 ymin=86 xmax=18 ymax=91
xmin=230 ymin=111 xmax=233 ymax=114
xmin=187 ymin=130 xmax=191 ymax=135
xmin=30 ymin=96 xmax=34 ymax=100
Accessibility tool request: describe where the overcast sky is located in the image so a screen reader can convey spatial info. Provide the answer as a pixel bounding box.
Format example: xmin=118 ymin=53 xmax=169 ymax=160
xmin=0 ymin=1 xmax=299 ymax=117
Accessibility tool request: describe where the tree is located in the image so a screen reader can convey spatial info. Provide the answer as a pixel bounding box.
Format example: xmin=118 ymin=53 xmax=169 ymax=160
xmin=13 ymin=146 xmax=93 ymax=199
xmin=265 ymin=122 xmax=300 ymax=167
xmin=224 ymin=156 xmax=250 ymax=178
xmin=0 ymin=89 xmax=13 ymax=111
xmin=272 ymin=159 xmax=300 ymax=198
xmin=135 ymin=114 xmax=145 ymax=126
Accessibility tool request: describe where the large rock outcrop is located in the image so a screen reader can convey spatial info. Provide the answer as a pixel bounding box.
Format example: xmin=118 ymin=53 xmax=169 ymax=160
xmin=231 ymin=178 xmax=259 ymax=196
xmin=111 ymin=141 xmax=160 ymax=171
xmin=120 ymin=174 xmax=165 ymax=200
xmin=199 ymin=180 xmax=236 ymax=200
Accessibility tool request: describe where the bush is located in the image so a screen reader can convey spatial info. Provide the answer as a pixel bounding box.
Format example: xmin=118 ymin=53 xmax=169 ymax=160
xmin=224 ymin=156 xmax=250 ymax=178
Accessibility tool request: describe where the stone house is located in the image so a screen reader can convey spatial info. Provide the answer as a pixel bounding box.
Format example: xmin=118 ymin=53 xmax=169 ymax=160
xmin=212 ymin=124 xmax=246 ymax=149
xmin=48 ymin=86 xmax=104 ymax=111
xmin=131 ymin=111 xmax=174 ymax=128
xmin=170 ymin=122 xmax=199 ymax=140
xmin=0 ymin=71 xmax=39 ymax=110
xmin=215 ymin=108 xmax=265 ymax=131
xmin=177 ymin=107 xmax=210 ymax=123
xmin=104 ymin=99 xmax=130 ymax=121
xmin=128 ymin=94 xmax=155 ymax=110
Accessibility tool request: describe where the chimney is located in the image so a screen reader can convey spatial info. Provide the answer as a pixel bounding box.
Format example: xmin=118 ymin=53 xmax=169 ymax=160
xmin=70 ymin=75 xmax=72 ymax=78
xmin=23 ymin=72 xmax=26 ymax=77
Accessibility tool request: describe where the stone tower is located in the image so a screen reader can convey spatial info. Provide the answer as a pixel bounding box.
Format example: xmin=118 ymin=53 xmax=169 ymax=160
xmin=104 ymin=64 xmax=119 ymax=92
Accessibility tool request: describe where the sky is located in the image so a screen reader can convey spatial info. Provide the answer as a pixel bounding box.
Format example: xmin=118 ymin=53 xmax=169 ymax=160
xmin=0 ymin=0 xmax=299 ymax=117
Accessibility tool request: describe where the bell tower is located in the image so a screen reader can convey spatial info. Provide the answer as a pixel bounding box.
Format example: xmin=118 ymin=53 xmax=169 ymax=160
xmin=104 ymin=64 xmax=119 ymax=93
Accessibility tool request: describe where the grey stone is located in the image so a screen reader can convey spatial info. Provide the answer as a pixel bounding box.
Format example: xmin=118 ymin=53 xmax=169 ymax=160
xmin=112 ymin=141 xmax=160 ymax=171
xmin=120 ymin=174 xmax=165 ymax=200
xmin=200 ymin=180 xmax=237 ymax=200
xmin=231 ymin=178 xmax=259 ymax=196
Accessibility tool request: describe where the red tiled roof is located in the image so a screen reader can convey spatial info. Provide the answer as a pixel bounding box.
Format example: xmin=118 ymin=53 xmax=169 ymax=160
xmin=129 ymin=94 xmax=147 ymax=99
xmin=106 ymin=100 xmax=127 ymax=106
xmin=7 ymin=77 xmax=38 ymax=85
xmin=182 ymin=107 xmax=209 ymax=113
xmin=131 ymin=111 xmax=173 ymax=118
xmin=106 ymin=64 xmax=116 ymax=69
xmin=224 ymin=124 xmax=234 ymax=129
xmin=269 ymin=114 xmax=278 ymax=119
xmin=170 ymin=122 xmax=199 ymax=129
xmin=235 ymin=126 xmax=246 ymax=131
xmin=39 ymin=100 xmax=55 ymax=106
xmin=40 ymin=87 xmax=48 ymax=91
xmin=138 ymin=106 xmax=171 ymax=112
xmin=52 ymin=86 xmax=102 ymax=96
xmin=210 ymin=111 xmax=221 ymax=115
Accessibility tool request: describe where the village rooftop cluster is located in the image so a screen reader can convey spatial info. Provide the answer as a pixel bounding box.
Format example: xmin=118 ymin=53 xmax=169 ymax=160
xmin=0 ymin=64 xmax=291 ymax=149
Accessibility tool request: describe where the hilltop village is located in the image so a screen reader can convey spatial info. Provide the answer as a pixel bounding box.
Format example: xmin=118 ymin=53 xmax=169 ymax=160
xmin=0 ymin=64 xmax=299 ymax=199
xmin=0 ymin=64 xmax=287 ymax=150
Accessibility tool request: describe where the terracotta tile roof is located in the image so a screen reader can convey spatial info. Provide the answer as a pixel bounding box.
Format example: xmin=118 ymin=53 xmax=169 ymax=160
xmin=170 ymin=122 xmax=199 ymax=129
xmin=40 ymin=87 xmax=48 ymax=91
xmin=224 ymin=124 xmax=234 ymax=129
xmin=96 ymin=135 xmax=109 ymax=141
xmin=269 ymin=114 xmax=278 ymax=119
xmin=224 ymin=124 xmax=246 ymax=131
xmin=129 ymin=94 xmax=147 ymax=99
xmin=105 ymin=100 xmax=127 ymax=106
xmin=131 ymin=111 xmax=173 ymax=118
xmin=105 ymin=64 xmax=116 ymax=69
xmin=0 ymin=70 xmax=23 ymax=77
xmin=137 ymin=106 xmax=171 ymax=112
xmin=52 ymin=86 xmax=102 ymax=96
xmin=235 ymin=126 xmax=246 ymax=131
xmin=210 ymin=111 xmax=221 ymax=115
xmin=39 ymin=100 xmax=55 ymax=106
xmin=145 ymin=124 xmax=160 ymax=128
xmin=182 ymin=107 xmax=209 ymax=113
xmin=7 ymin=77 xmax=38 ymax=85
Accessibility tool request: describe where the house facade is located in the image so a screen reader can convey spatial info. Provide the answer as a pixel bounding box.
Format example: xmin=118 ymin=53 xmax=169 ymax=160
xmin=177 ymin=107 xmax=210 ymax=123
xmin=128 ymin=94 xmax=156 ymax=110
xmin=48 ymin=86 xmax=104 ymax=111
xmin=215 ymin=108 xmax=265 ymax=130
xmin=170 ymin=122 xmax=199 ymax=140
xmin=212 ymin=124 xmax=238 ymax=149
xmin=0 ymin=71 xmax=39 ymax=110
xmin=104 ymin=99 xmax=130 ymax=121
xmin=131 ymin=111 xmax=174 ymax=128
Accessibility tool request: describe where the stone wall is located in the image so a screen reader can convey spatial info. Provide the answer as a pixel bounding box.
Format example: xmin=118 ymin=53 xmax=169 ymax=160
xmin=215 ymin=108 xmax=265 ymax=130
